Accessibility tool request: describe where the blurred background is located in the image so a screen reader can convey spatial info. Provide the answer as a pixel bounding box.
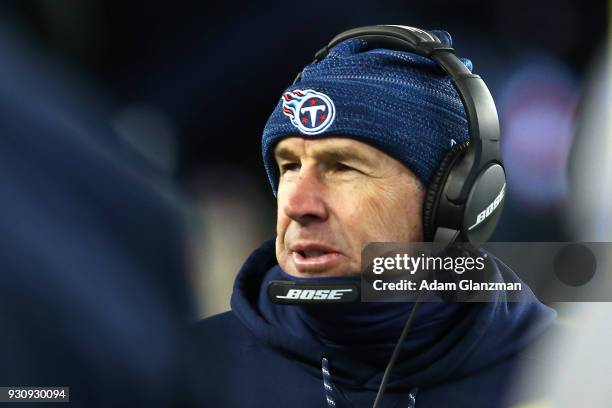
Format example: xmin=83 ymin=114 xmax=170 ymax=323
xmin=0 ymin=0 xmax=607 ymax=320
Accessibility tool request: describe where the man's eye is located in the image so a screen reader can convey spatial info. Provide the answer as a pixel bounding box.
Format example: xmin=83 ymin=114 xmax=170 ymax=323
xmin=334 ymin=162 xmax=353 ymax=172
xmin=280 ymin=163 xmax=300 ymax=173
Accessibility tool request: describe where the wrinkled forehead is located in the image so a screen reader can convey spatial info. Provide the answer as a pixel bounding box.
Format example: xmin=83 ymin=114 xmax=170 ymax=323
xmin=273 ymin=136 xmax=391 ymax=165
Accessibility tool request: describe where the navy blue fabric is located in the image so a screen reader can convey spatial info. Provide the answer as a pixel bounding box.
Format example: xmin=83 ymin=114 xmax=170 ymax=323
xmin=0 ymin=28 xmax=204 ymax=407
xmin=258 ymin=265 xmax=467 ymax=353
xmin=262 ymin=31 xmax=473 ymax=195
xmin=194 ymin=239 xmax=559 ymax=407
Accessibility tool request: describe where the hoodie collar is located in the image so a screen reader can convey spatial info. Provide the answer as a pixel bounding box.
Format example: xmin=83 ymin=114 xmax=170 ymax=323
xmin=257 ymin=265 xmax=468 ymax=358
xmin=231 ymin=239 xmax=557 ymax=390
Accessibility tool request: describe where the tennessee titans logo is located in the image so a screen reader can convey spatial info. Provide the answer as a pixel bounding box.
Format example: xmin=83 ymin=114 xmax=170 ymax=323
xmin=281 ymin=89 xmax=335 ymax=135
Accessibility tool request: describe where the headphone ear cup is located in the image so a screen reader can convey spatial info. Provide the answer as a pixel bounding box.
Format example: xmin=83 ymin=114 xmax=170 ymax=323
xmin=422 ymin=142 xmax=470 ymax=241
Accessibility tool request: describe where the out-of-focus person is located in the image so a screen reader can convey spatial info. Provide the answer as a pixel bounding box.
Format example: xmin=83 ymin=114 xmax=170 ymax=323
xmin=0 ymin=23 xmax=203 ymax=407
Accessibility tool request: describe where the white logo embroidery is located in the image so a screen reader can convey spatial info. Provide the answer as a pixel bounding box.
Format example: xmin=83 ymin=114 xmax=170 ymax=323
xmin=281 ymin=89 xmax=336 ymax=135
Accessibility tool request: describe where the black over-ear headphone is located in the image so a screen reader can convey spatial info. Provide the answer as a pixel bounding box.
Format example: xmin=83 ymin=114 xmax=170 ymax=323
xmin=293 ymin=25 xmax=506 ymax=244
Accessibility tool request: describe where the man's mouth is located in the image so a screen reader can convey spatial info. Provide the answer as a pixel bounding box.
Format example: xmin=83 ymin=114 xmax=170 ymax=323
xmin=296 ymin=249 xmax=326 ymax=258
xmin=290 ymin=243 xmax=343 ymax=273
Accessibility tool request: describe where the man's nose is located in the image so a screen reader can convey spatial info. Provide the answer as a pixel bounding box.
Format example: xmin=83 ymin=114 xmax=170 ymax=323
xmin=282 ymin=168 xmax=329 ymax=225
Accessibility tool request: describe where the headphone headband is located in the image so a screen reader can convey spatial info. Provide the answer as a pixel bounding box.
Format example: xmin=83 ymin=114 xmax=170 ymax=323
xmin=316 ymin=25 xmax=450 ymax=59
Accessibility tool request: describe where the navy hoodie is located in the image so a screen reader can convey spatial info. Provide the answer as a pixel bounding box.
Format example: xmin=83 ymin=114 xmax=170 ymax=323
xmin=194 ymin=239 xmax=558 ymax=407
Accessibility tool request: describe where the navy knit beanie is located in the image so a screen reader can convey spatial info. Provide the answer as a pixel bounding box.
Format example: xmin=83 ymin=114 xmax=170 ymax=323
xmin=261 ymin=30 xmax=472 ymax=195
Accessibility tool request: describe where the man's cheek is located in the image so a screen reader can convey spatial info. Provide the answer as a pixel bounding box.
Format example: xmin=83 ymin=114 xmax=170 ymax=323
xmin=275 ymin=236 xmax=289 ymax=271
xmin=276 ymin=217 xmax=286 ymax=236
xmin=360 ymin=197 xmax=402 ymax=241
xmin=276 ymin=205 xmax=290 ymax=235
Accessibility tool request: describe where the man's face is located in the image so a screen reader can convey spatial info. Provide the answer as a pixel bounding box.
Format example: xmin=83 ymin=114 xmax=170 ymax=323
xmin=274 ymin=137 xmax=425 ymax=278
